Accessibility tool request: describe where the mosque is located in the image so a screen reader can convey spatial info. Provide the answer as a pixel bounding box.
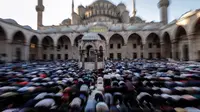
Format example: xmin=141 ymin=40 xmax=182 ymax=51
xmin=0 ymin=0 xmax=200 ymax=63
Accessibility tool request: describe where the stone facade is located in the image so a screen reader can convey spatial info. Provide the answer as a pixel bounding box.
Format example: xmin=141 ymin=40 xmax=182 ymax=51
xmin=0 ymin=0 xmax=199 ymax=62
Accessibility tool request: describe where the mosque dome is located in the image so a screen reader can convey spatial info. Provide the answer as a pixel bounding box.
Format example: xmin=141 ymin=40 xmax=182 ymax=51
xmin=109 ymin=25 xmax=123 ymax=32
xmin=82 ymin=33 xmax=101 ymax=41
xmin=85 ymin=0 xmax=119 ymax=20
xmin=180 ymin=10 xmax=196 ymax=19
xmin=61 ymin=18 xmax=71 ymax=25
xmin=60 ymin=26 xmax=73 ymax=33
xmin=77 ymin=26 xmax=88 ymax=32
xmin=23 ymin=25 xmax=32 ymax=30
xmin=3 ymin=19 xmax=18 ymax=25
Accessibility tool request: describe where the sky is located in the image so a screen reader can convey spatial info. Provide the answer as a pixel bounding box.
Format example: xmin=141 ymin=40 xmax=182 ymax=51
xmin=0 ymin=0 xmax=199 ymax=30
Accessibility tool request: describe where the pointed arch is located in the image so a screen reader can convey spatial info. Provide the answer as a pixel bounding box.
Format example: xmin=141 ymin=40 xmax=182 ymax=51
xmin=175 ymin=26 xmax=187 ymax=41
xmin=74 ymin=34 xmax=84 ymax=47
xmin=109 ymin=33 xmax=125 ymax=46
xmin=42 ymin=36 xmax=54 ymax=48
xmin=12 ymin=31 xmax=26 ymax=44
xmin=193 ymin=17 xmax=200 ymax=34
xmin=128 ymin=33 xmax=142 ymax=45
xmin=162 ymin=32 xmax=172 ymax=58
xmin=0 ymin=26 xmax=7 ymax=41
xmin=57 ymin=35 xmax=71 ymax=46
xmin=29 ymin=35 xmax=39 ymax=60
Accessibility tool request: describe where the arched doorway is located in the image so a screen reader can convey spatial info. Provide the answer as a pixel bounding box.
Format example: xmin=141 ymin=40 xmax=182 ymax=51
xmin=183 ymin=44 xmax=189 ymax=61
xmin=30 ymin=36 xmax=38 ymax=60
xmin=42 ymin=36 xmax=54 ymax=60
xmin=175 ymin=26 xmax=188 ymax=61
xmin=109 ymin=34 xmax=125 ymax=60
xmin=86 ymin=45 xmax=95 ymax=62
xmin=146 ymin=33 xmax=161 ymax=59
xmin=162 ymin=32 xmax=172 ymax=58
xmin=0 ymin=26 xmax=7 ymax=62
xmin=12 ymin=31 xmax=26 ymax=61
xmin=57 ymin=35 xmax=71 ymax=60
xmin=74 ymin=35 xmax=83 ymax=47
xmin=127 ymin=33 xmax=142 ymax=59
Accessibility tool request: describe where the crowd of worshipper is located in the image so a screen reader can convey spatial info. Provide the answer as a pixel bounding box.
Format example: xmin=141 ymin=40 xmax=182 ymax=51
xmin=1 ymin=59 xmax=200 ymax=112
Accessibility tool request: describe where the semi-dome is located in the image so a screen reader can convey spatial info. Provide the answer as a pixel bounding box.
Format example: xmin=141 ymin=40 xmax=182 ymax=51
xmin=3 ymin=19 xmax=18 ymax=25
xmin=60 ymin=26 xmax=73 ymax=33
xmin=82 ymin=33 xmax=101 ymax=41
xmin=77 ymin=26 xmax=88 ymax=32
xmin=23 ymin=25 xmax=32 ymax=30
xmin=110 ymin=25 xmax=122 ymax=32
xmin=92 ymin=22 xmax=107 ymax=27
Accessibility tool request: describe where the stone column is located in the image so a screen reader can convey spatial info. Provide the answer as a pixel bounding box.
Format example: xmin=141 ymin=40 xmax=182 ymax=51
xmin=6 ymin=40 xmax=12 ymax=62
xmin=95 ymin=51 xmax=98 ymax=70
xmin=82 ymin=51 xmax=85 ymax=69
xmin=188 ymin=34 xmax=196 ymax=61
xmin=105 ymin=44 xmax=108 ymax=60
xmin=24 ymin=43 xmax=30 ymax=61
xmin=143 ymin=43 xmax=148 ymax=59
xmin=160 ymin=42 xmax=165 ymax=58
xmin=171 ymin=41 xmax=176 ymax=60
xmin=124 ymin=44 xmax=128 ymax=59
xmin=54 ymin=46 xmax=57 ymax=60
xmin=37 ymin=44 xmax=42 ymax=60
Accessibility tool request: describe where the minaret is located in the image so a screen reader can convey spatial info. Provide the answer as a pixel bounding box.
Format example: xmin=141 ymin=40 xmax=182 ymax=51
xmin=36 ymin=0 xmax=45 ymax=30
xmin=72 ymin=0 xmax=74 ymax=13
xmin=158 ymin=0 xmax=170 ymax=25
xmin=133 ymin=0 xmax=137 ymax=17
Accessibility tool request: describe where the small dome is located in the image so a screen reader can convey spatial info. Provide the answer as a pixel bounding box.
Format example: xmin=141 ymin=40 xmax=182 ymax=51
xmin=23 ymin=25 xmax=32 ymax=30
xmin=130 ymin=16 xmax=145 ymax=23
xmin=3 ymin=19 xmax=18 ymax=25
xmin=82 ymin=33 xmax=101 ymax=41
xmin=60 ymin=26 xmax=73 ymax=33
xmin=77 ymin=26 xmax=88 ymax=32
xmin=126 ymin=24 xmax=144 ymax=31
xmin=61 ymin=18 xmax=71 ymax=25
xmin=180 ymin=10 xmax=196 ymax=19
xmin=110 ymin=25 xmax=122 ymax=31
xmin=118 ymin=2 xmax=125 ymax=7
xmin=78 ymin=5 xmax=84 ymax=8
xmin=143 ymin=24 xmax=161 ymax=30
xmin=42 ymin=27 xmax=58 ymax=33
